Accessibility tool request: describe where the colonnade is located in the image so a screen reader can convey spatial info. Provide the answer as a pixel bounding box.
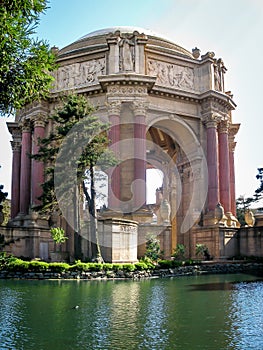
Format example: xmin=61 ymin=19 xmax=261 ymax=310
xmin=204 ymin=113 xmax=239 ymax=216
xmin=8 ymin=115 xmax=46 ymax=219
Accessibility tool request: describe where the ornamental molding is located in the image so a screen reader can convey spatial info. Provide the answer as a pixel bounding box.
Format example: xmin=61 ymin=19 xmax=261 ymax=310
xmin=99 ymin=74 xmax=156 ymax=93
xmin=11 ymin=140 xmax=21 ymax=151
xmin=7 ymin=122 xmax=22 ymax=142
xmin=107 ymin=85 xmax=148 ymax=96
xmin=52 ymin=57 xmax=106 ymax=92
xmin=218 ymin=120 xmax=230 ymax=134
xmin=203 ymin=113 xmax=222 ymax=128
xmin=200 ymin=90 xmax=236 ymax=116
xmin=147 ymin=58 xmax=195 ymax=91
xmin=106 ymin=100 xmax=122 ymax=115
xmin=130 ymin=100 xmax=148 ymax=116
xmin=229 ymin=123 xmax=240 ymax=138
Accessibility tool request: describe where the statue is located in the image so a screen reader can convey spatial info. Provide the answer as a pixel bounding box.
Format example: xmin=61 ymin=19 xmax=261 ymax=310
xmin=159 ymin=199 xmax=171 ymax=224
xmin=244 ymin=209 xmax=255 ymax=227
xmin=119 ymin=36 xmax=134 ymax=71
xmin=214 ymin=202 xmax=224 ymax=223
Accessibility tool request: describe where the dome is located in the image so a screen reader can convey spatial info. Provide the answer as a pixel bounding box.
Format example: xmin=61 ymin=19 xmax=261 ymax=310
xmin=58 ymin=26 xmax=193 ymax=59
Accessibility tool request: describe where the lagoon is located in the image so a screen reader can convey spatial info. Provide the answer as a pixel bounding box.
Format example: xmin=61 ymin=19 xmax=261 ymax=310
xmin=0 ymin=274 xmax=263 ymax=349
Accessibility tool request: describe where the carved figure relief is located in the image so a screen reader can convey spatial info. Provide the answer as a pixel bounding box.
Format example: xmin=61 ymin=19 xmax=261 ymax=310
xmin=119 ymin=35 xmax=135 ymax=71
xmin=53 ymin=58 xmax=106 ymax=91
xmin=147 ymin=59 xmax=194 ymax=90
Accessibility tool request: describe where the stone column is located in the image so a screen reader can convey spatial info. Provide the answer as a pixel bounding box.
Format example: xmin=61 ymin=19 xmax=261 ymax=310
xmin=218 ymin=120 xmax=231 ymax=212
xmin=204 ymin=114 xmax=220 ymax=212
xmin=132 ymin=101 xmax=147 ymax=210
xmin=8 ymin=126 xmax=22 ymax=219
xmin=229 ymin=124 xmax=240 ymax=216
xmin=31 ymin=115 xmax=46 ymax=207
xmin=107 ymin=101 xmax=121 ymax=210
xmin=19 ymin=120 xmax=32 ymax=215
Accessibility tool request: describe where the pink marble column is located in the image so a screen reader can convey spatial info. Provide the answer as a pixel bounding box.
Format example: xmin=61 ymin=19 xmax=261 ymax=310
xmin=133 ymin=102 xmax=147 ymax=210
xmin=19 ymin=121 xmax=32 ymax=215
xmin=205 ymin=116 xmax=220 ymax=212
xmin=108 ymin=102 xmax=121 ymax=210
xmin=228 ymin=124 xmax=240 ymax=216
xmin=31 ymin=117 xmax=46 ymax=207
xmin=8 ymin=124 xmax=22 ymax=219
xmin=218 ymin=121 xmax=231 ymax=213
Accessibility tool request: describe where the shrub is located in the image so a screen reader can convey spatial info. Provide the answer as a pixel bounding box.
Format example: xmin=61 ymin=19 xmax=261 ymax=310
xmin=7 ymin=258 xmax=30 ymax=272
xmin=48 ymin=262 xmax=69 ymax=272
xmin=172 ymin=244 xmax=186 ymax=260
xmin=50 ymin=227 xmax=68 ymax=244
xmin=158 ymin=260 xmax=173 ymax=269
xmin=145 ymin=234 xmax=162 ymax=261
xmin=69 ymin=262 xmax=89 ymax=271
xmin=112 ymin=263 xmax=123 ymax=271
xmin=135 ymin=262 xmax=148 ymax=271
xmin=122 ymin=264 xmax=136 ymax=272
xmin=28 ymin=261 xmax=49 ymax=272
xmin=103 ymin=263 xmax=113 ymax=271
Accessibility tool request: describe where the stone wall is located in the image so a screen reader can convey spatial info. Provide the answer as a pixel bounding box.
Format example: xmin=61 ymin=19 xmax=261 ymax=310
xmin=239 ymin=226 xmax=263 ymax=257
xmin=0 ymin=262 xmax=262 ymax=280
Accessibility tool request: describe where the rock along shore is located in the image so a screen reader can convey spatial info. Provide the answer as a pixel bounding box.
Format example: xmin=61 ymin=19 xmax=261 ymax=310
xmin=0 ymin=262 xmax=262 ymax=281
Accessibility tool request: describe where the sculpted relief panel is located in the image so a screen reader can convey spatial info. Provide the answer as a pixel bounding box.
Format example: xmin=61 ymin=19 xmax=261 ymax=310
xmin=147 ymin=59 xmax=194 ymax=91
xmin=52 ymin=58 xmax=106 ymax=91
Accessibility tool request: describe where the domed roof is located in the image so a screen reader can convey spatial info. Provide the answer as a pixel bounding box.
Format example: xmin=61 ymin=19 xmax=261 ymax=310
xmin=58 ymin=26 xmax=193 ymax=59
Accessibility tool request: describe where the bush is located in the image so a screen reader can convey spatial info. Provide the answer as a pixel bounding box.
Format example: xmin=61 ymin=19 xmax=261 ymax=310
xmin=69 ymin=262 xmax=90 ymax=271
xmin=122 ymin=263 xmax=136 ymax=272
xmin=28 ymin=261 xmax=49 ymax=272
xmin=112 ymin=263 xmax=123 ymax=271
xmin=135 ymin=262 xmax=148 ymax=271
xmin=158 ymin=260 xmax=174 ymax=269
xmin=145 ymin=234 xmax=162 ymax=261
xmin=48 ymin=262 xmax=70 ymax=272
xmin=7 ymin=258 xmax=30 ymax=272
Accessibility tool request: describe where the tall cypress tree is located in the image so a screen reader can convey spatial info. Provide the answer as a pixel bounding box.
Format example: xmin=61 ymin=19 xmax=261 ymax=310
xmin=33 ymin=94 xmax=117 ymax=261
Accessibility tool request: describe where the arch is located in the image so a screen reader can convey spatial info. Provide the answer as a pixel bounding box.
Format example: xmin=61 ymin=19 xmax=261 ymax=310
xmin=146 ymin=115 xmax=208 ymax=233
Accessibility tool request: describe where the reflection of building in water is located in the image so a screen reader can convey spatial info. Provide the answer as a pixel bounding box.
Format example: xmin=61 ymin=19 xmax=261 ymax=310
xmin=5 ymin=26 xmax=250 ymax=263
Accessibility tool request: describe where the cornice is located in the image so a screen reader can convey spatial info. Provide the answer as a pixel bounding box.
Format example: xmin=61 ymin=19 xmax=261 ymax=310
xmin=99 ymin=74 xmax=156 ymax=92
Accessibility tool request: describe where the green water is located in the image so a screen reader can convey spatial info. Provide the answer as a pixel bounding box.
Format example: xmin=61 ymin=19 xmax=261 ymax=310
xmin=0 ymin=274 xmax=263 ymax=350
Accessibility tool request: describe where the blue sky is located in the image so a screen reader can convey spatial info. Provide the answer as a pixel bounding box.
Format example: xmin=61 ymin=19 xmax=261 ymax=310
xmin=1 ymin=0 xmax=263 ymax=204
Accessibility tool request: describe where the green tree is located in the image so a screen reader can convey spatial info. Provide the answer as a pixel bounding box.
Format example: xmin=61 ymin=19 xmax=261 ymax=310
xmin=145 ymin=234 xmax=162 ymax=262
xmin=0 ymin=0 xmax=57 ymax=115
xmin=33 ymin=94 xmax=117 ymax=262
xmin=236 ymin=167 xmax=263 ymax=225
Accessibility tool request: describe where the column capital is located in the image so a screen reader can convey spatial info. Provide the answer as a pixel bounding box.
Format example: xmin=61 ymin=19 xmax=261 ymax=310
xmin=106 ymin=100 xmax=121 ymax=115
xmin=203 ymin=113 xmax=221 ymax=128
xmin=218 ymin=119 xmax=230 ymax=134
xmin=130 ymin=100 xmax=148 ymax=116
xmin=11 ymin=140 xmax=21 ymax=151
xmin=229 ymin=141 xmax=237 ymax=153
xmin=32 ymin=113 xmax=47 ymax=128
xmin=7 ymin=122 xmax=22 ymax=141
xmin=21 ymin=119 xmax=31 ymax=133
xmin=229 ymin=123 xmax=240 ymax=139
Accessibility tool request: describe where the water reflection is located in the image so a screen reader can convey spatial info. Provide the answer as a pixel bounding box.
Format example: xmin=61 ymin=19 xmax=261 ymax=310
xmin=0 ymin=275 xmax=263 ymax=349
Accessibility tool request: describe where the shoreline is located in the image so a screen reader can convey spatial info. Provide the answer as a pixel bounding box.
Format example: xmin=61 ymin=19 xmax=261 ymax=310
xmin=1 ymin=261 xmax=263 ymax=281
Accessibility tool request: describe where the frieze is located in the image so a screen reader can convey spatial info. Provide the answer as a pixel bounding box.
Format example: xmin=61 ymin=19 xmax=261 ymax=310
xmin=147 ymin=59 xmax=194 ymax=91
xmin=52 ymin=58 xmax=106 ymax=91
xmin=107 ymin=85 xmax=147 ymax=95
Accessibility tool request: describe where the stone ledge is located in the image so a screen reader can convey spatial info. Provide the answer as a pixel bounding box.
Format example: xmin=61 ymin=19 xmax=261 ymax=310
xmin=0 ymin=262 xmax=262 ymax=280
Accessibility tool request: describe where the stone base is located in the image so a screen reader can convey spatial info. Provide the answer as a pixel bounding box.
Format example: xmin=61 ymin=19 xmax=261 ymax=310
xmin=99 ymin=218 xmax=138 ymax=263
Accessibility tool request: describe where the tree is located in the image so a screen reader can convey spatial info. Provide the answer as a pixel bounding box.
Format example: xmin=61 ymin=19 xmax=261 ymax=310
xmin=33 ymin=94 xmax=117 ymax=262
xmin=0 ymin=166 xmax=8 ymax=225
xmin=0 ymin=0 xmax=57 ymax=115
xmin=236 ymin=167 xmax=263 ymax=225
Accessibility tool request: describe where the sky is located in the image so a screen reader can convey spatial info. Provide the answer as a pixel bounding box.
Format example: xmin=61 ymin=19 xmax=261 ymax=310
xmin=1 ymin=0 xmax=263 ymax=205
